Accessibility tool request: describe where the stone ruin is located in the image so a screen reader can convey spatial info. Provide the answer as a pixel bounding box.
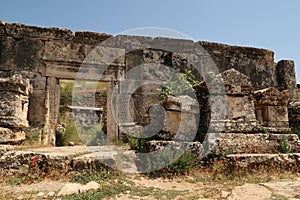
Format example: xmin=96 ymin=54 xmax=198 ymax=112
xmin=0 ymin=21 xmax=299 ymax=155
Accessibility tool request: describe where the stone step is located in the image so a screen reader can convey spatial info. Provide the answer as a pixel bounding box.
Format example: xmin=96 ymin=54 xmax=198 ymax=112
xmin=224 ymin=153 xmax=300 ymax=172
xmin=1 ymin=145 xmax=300 ymax=176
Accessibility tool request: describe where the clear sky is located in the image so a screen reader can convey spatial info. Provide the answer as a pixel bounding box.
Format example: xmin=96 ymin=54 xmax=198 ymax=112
xmin=0 ymin=0 xmax=299 ymax=83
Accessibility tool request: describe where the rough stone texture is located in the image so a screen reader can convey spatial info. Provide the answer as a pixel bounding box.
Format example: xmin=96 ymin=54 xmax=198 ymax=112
xmin=254 ymin=88 xmax=290 ymax=130
xmin=0 ymin=128 xmax=25 ymax=144
xmin=74 ymin=31 xmax=113 ymax=45
xmin=0 ymin=73 xmax=32 ymax=142
xmin=228 ymin=184 xmax=272 ymax=200
xmin=0 ymin=37 xmax=44 ymax=72
xmin=289 ymin=100 xmax=300 ymax=129
xmin=0 ymin=21 xmax=5 ymax=36
xmin=199 ymin=41 xmax=277 ymax=90
xmin=0 ymin=21 xmax=299 ymax=146
xmin=57 ymin=181 xmax=100 ymax=196
xmin=276 ymin=60 xmax=297 ymax=91
xmin=208 ymin=133 xmax=300 ymax=154
xmin=4 ymin=22 xmax=73 ymax=40
xmin=159 ymin=96 xmax=199 ymax=141
xmin=209 ymin=69 xmax=258 ymax=133
xmin=226 ymin=153 xmax=300 ymax=173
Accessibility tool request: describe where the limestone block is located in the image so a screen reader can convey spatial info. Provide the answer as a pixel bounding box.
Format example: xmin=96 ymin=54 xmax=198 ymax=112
xmin=210 ymin=68 xmax=253 ymax=95
xmin=43 ymin=40 xmax=85 ymax=63
xmin=226 ymin=96 xmax=256 ymax=120
xmin=0 ymin=127 xmax=25 ymax=143
xmin=266 ymin=106 xmax=289 ymax=125
xmin=114 ymin=35 xmax=153 ymax=51
xmin=254 ymin=87 xmax=290 ymax=106
xmin=152 ymin=37 xmax=195 ymax=53
xmin=276 ymin=60 xmax=297 ymax=90
xmin=74 ymin=31 xmax=113 ymax=45
xmin=5 ymin=22 xmax=73 ymax=40
xmin=0 ymin=21 xmax=5 ymax=36
xmin=83 ymin=44 xmax=125 ymax=66
xmin=163 ymin=95 xmax=199 ymax=114
xmin=0 ymin=74 xmax=32 ymax=128
xmin=28 ymin=90 xmax=46 ymax=124
xmin=31 ymin=74 xmax=46 ymax=90
xmin=289 ymin=100 xmax=300 ymax=128
xmin=0 ymin=37 xmax=44 ymax=72
xmin=207 ymin=133 xmax=300 ymax=154
xmin=199 ymin=41 xmax=277 ymax=90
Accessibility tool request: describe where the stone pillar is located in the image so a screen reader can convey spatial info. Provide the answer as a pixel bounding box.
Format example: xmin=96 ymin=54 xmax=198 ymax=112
xmin=106 ymin=81 xmax=118 ymax=142
xmin=43 ymin=77 xmax=60 ymax=146
xmin=276 ymin=60 xmax=297 ymax=98
xmin=0 ymin=73 xmax=32 ymax=143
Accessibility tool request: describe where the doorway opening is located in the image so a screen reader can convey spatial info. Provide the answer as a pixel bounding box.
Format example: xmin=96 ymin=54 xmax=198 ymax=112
xmin=56 ymin=80 xmax=108 ymax=146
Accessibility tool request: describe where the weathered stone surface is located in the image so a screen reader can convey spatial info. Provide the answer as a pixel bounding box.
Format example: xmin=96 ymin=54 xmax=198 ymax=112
xmin=28 ymin=90 xmax=46 ymax=124
xmin=261 ymin=179 xmax=300 ymax=198
xmin=254 ymin=87 xmax=290 ymax=106
xmin=114 ymin=35 xmax=153 ymax=51
xmin=0 ymin=21 xmax=5 ymax=36
xmin=158 ymin=96 xmax=199 ymax=141
xmin=199 ymin=41 xmax=277 ymax=90
xmin=254 ymin=88 xmax=290 ymax=129
xmin=289 ymin=100 xmax=300 ymax=129
xmin=57 ymin=181 xmax=100 ymax=196
xmin=5 ymin=22 xmax=73 ymax=40
xmin=43 ymin=40 xmax=85 ymax=63
xmin=74 ymin=31 xmax=113 ymax=45
xmin=208 ymin=69 xmax=258 ymax=133
xmin=228 ymin=184 xmax=272 ymax=200
xmin=0 ymin=21 xmax=298 ymax=147
xmin=0 ymin=74 xmax=32 ymax=130
xmin=152 ymin=37 xmax=195 ymax=53
xmin=208 ymin=133 xmax=300 ymax=154
xmin=226 ymin=153 xmax=300 ymax=173
xmin=276 ymin=60 xmax=297 ymax=90
xmin=0 ymin=37 xmax=44 ymax=72
xmin=163 ymin=95 xmax=199 ymax=114
xmin=0 ymin=128 xmax=25 ymax=143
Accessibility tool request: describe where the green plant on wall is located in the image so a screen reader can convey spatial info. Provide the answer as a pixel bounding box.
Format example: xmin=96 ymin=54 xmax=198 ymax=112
xmin=277 ymin=138 xmax=293 ymax=153
xmin=158 ymin=70 xmax=201 ymax=100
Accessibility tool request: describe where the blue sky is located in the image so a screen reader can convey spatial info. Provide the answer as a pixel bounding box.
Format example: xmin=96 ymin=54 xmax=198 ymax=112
xmin=0 ymin=0 xmax=299 ymax=83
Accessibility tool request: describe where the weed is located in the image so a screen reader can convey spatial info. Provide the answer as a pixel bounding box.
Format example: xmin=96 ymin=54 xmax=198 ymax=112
xmin=158 ymin=70 xmax=200 ymax=100
xmin=277 ymin=138 xmax=293 ymax=153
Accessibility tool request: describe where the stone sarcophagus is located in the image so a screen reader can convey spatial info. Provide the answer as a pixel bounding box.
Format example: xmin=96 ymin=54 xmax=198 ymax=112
xmin=254 ymin=87 xmax=290 ymax=131
xmin=0 ymin=73 xmax=32 ymax=143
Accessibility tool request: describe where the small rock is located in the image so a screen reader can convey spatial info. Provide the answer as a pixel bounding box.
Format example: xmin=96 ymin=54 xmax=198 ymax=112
xmin=221 ymin=191 xmax=230 ymax=198
xmin=57 ymin=182 xmax=82 ymax=196
xmin=17 ymin=195 xmax=24 ymax=200
xmin=57 ymin=181 xmax=100 ymax=196
xmin=228 ymin=184 xmax=272 ymax=200
xmin=80 ymin=181 xmax=100 ymax=192
xmin=37 ymin=192 xmax=45 ymax=197
xmin=69 ymin=141 xmax=75 ymax=146
xmin=47 ymin=191 xmax=55 ymax=197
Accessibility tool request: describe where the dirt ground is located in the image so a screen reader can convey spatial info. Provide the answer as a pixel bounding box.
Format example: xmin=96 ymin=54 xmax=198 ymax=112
xmin=1 ymin=175 xmax=300 ymax=200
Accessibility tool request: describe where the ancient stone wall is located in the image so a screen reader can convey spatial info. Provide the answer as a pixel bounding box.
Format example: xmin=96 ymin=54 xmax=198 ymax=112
xmin=0 ymin=21 xmax=299 ymax=145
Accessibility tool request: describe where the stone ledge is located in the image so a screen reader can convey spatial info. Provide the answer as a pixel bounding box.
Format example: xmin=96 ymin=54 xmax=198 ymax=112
xmin=225 ymin=153 xmax=300 ymax=172
xmin=207 ymin=133 xmax=300 ymax=154
xmin=4 ymin=22 xmax=73 ymax=40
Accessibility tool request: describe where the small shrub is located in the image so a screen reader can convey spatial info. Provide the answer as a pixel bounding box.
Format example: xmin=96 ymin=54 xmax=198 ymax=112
xmin=145 ymin=149 xmax=197 ymax=177
xmin=277 ymin=138 xmax=293 ymax=153
xmin=23 ymin=123 xmax=43 ymax=145
xmin=127 ymin=133 xmax=150 ymax=153
xmin=60 ymin=120 xmax=82 ymax=146
xmin=158 ymin=70 xmax=200 ymax=100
